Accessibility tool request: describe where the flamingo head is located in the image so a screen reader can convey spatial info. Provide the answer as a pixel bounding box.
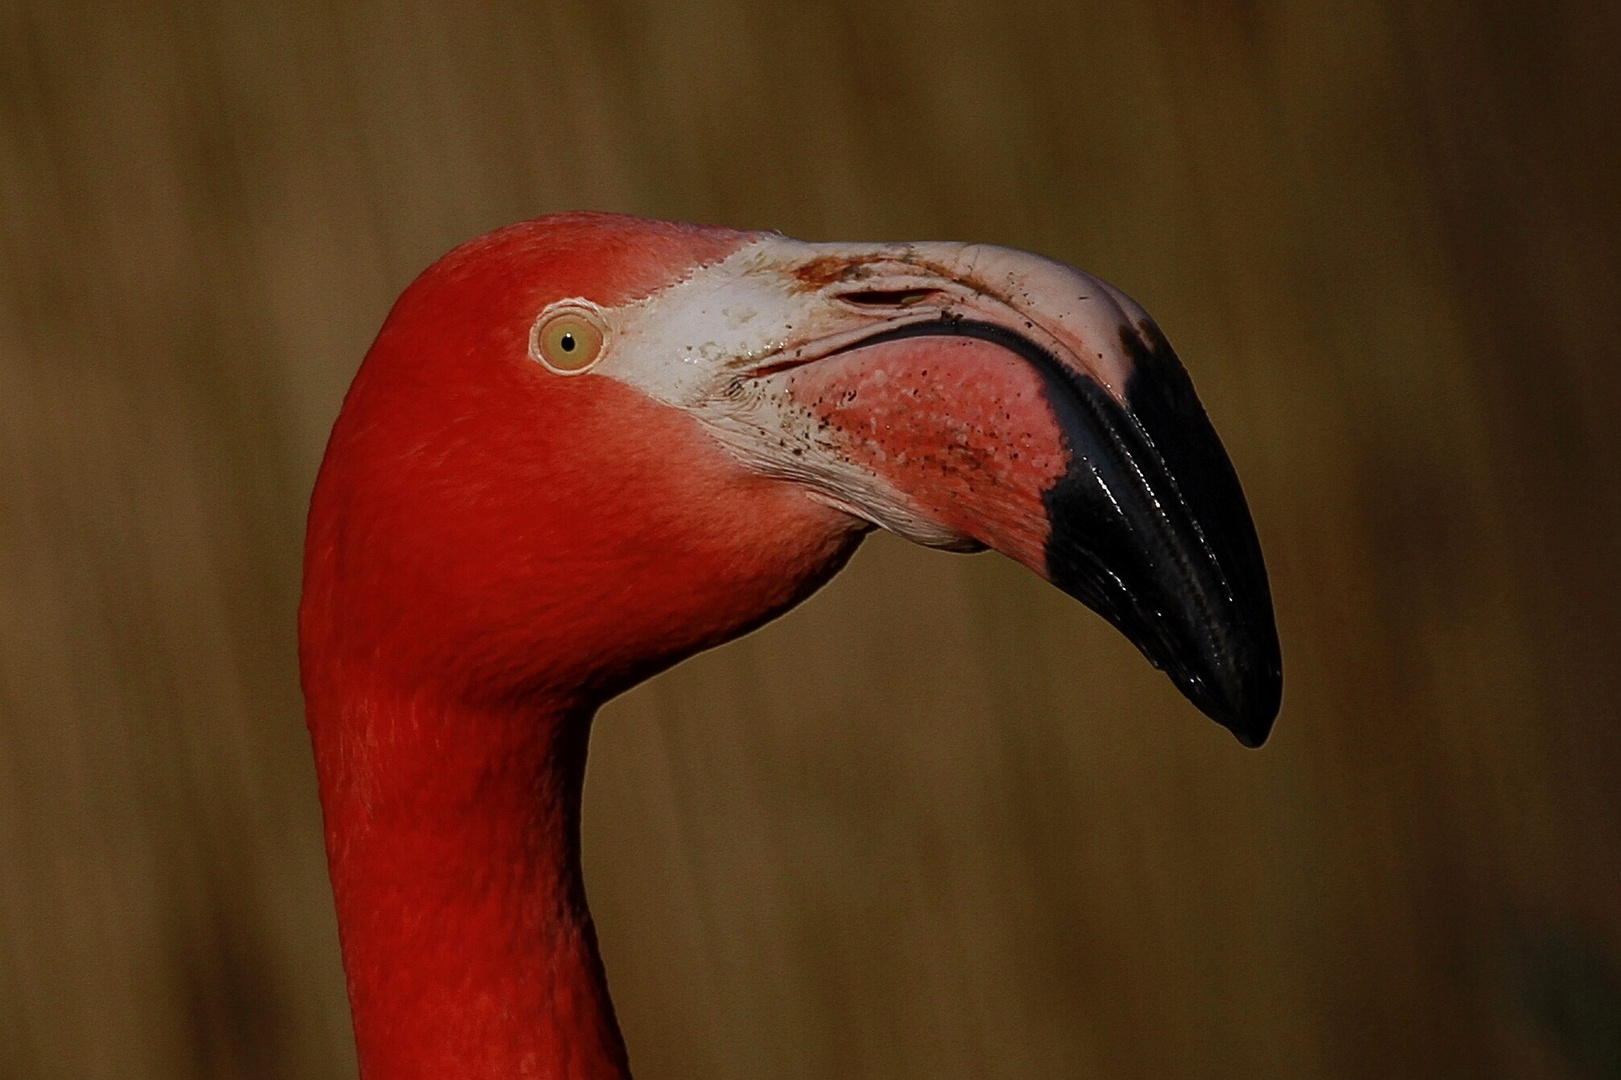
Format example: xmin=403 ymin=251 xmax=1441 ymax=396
xmin=306 ymin=213 xmax=1281 ymax=745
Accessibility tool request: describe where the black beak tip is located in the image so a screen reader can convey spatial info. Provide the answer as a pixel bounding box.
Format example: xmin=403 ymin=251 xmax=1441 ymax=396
xmin=1162 ymin=631 xmax=1282 ymax=748
xmin=1110 ymin=320 xmax=1282 ymax=750
xmin=1216 ymin=670 xmax=1282 ymax=748
xmin=1233 ymin=718 xmax=1271 ymax=749
xmin=1188 ymin=599 xmax=1285 ymax=747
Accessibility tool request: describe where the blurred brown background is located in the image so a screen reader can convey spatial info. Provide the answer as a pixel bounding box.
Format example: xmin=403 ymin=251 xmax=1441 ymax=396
xmin=3 ymin=1 xmax=1619 ymax=1077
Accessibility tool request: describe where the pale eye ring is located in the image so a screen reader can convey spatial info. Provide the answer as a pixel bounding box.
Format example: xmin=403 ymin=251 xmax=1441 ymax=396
xmin=530 ymin=301 xmax=608 ymax=375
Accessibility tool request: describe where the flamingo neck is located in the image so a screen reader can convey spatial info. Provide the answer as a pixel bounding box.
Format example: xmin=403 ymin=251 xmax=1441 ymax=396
xmin=308 ymin=680 xmax=629 ymax=1080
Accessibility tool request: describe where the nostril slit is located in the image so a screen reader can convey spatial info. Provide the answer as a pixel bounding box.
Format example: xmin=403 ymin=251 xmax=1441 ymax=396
xmin=838 ymin=288 xmax=940 ymax=307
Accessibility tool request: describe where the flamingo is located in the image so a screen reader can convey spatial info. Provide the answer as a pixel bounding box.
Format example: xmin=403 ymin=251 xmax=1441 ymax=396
xmin=299 ymin=212 xmax=1282 ymax=1080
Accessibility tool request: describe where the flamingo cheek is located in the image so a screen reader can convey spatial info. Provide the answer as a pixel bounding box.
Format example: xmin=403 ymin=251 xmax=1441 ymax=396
xmin=783 ymin=335 xmax=1070 ymax=573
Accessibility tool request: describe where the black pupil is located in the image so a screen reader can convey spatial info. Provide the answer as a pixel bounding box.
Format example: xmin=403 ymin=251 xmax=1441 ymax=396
xmin=559 ymin=332 xmax=576 ymax=352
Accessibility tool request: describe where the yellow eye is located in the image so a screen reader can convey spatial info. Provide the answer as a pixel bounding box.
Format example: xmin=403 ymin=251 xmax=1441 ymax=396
xmin=530 ymin=304 xmax=607 ymax=375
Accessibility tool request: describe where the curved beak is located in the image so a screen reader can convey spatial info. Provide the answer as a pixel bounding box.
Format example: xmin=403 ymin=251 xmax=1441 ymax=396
xmin=604 ymin=238 xmax=1283 ymax=745
xmin=1052 ymin=316 xmax=1283 ymax=746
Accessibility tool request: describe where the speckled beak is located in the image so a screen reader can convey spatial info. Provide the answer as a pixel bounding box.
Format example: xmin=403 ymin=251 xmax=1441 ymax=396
xmin=782 ymin=248 xmax=1280 ymax=744
xmin=603 ymin=236 xmax=1283 ymax=744
xmin=785 ymin=311 xmax=1281 ymax=745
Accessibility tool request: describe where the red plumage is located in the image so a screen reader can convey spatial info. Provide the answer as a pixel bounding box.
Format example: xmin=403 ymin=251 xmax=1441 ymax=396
xmin=301 ymin=212 xmax=1280 ymax=1078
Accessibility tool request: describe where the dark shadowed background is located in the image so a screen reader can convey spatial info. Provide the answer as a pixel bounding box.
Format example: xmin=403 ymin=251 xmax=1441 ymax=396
xmin=3 ymin=2 xmax=1620 ymax=1077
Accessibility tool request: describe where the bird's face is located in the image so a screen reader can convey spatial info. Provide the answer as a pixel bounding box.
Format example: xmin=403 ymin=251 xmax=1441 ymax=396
xmin=315 ymin=214 xmax=1280 ymax=743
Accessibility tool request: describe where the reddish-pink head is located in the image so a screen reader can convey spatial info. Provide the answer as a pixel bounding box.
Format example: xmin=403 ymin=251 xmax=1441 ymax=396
xmin=299 ymin=213 xmax=1280 ymax=1079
